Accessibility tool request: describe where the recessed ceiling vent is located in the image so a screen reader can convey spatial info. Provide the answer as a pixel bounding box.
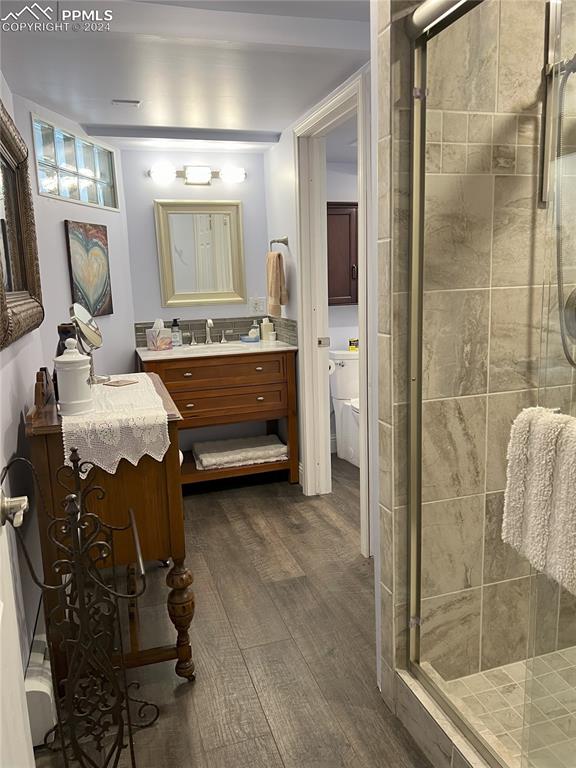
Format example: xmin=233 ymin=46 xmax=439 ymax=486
xmin=111 ymin=99 xmax=142 ymax=108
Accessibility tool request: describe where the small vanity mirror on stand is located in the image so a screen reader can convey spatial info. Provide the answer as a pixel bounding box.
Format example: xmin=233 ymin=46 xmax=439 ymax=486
xmin=70 ymin=302 xmax=110 ymax=384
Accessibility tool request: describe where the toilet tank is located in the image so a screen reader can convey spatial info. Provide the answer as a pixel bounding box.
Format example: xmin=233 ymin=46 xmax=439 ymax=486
xmin=329 ymin=349 xmax=360 ymax=400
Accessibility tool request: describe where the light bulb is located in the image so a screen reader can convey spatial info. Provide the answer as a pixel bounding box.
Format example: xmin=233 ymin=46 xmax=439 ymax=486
xmin=184 ymin=165 xmax=212 ymax=185
xmin=149 ymin=161 xmax=176 ymax=185
xmin=219 ymin=166 xmax=246 ymax=184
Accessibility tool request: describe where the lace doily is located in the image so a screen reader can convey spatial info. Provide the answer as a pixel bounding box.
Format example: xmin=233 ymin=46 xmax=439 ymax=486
xmin=61 ymin=373 xmax=170 ymax=474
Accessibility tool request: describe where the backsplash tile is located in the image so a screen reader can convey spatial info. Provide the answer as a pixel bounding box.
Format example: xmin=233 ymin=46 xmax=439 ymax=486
xmin=134 ymin=316 xmax=298 ymax=347
xmin=273 ymin=317 xmax=298 ymax=346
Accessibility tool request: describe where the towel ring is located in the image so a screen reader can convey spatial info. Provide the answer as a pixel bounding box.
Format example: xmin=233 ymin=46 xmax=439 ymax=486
xmin=269 ymin=236 xmax=289 ymax=250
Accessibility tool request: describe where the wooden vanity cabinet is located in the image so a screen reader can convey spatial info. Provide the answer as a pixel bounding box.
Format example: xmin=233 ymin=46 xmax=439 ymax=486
xmin=140 ymin=349 xmax=299 ymax=485
xmin=327 ymin=201 xmax=358 ymax=306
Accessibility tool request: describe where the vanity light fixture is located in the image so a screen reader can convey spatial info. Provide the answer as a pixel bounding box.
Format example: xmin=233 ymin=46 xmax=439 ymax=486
xmin=183 ymin=165 xmax=212 ymax=185
xmin=147 ymin=163 xmax=247 ymax=186
xmin=219 ymin=165 xmax=247 ymax=184
xmin=149 ymin=161 xmax=177 ymax=185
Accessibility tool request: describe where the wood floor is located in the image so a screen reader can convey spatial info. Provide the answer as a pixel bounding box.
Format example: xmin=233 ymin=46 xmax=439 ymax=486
xmin=36 ymin=458 xmax=430 ymax=768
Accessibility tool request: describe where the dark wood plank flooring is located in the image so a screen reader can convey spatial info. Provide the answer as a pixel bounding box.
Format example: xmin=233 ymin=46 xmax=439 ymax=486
xmin=35 ymin=458 xmax=430 ymax=768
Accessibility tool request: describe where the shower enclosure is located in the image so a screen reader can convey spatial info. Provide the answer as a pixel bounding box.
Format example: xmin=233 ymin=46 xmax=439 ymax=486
xmin=406 ymin=1 xmax=576 ymax=767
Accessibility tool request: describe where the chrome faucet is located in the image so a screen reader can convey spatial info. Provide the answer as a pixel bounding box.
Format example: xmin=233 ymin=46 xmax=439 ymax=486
xmin=205 ymin=318 xmax=214 ymax=344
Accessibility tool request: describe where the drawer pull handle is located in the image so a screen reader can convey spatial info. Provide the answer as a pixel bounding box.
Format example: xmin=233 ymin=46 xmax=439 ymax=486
xmin=185 ymin=403 xmax=195 ymax=409
xmin=183 ymin=372 xmax=193 ymax=377
xmin=256 ymin=396 xmax=265 ymax=401
xmin=255 ymin=366 xmax=264 ymax=371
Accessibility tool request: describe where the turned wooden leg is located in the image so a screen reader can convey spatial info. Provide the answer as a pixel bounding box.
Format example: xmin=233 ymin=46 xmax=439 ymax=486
xmin=166 ymin=558 xmax=195 ymax=681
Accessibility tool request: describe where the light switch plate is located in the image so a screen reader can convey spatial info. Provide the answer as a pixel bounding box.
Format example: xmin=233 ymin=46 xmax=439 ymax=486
xmin=248 ymin=297 xmax=267 ymax=314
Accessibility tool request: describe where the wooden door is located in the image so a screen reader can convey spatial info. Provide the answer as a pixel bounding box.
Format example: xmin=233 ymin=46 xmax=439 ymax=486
xmin=327 ymin=202 xmax=358 ymax=305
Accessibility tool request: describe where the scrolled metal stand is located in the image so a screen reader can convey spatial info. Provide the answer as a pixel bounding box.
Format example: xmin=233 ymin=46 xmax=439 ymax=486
xmin=2 ymin=449 xmax=159 ymax=768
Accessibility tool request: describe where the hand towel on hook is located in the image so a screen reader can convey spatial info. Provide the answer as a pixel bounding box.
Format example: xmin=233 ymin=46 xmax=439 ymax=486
xmin=266 ymin=251 xmax=288 ymax=317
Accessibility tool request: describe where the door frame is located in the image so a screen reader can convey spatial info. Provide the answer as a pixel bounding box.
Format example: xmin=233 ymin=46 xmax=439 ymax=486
xmin=293 ymin=67 xmax=375 ymax=557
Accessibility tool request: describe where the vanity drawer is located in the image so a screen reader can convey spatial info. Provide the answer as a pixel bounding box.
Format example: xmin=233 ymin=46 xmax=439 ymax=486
xmin=174 ymin=383 xmax=287 ymax=421
xmin=159 ymin=354 xmax=286 ymax=391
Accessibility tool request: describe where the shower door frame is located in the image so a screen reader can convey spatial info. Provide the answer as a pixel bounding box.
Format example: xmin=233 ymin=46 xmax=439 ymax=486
xmin=406 ymin=2 xmax=509 ymax=767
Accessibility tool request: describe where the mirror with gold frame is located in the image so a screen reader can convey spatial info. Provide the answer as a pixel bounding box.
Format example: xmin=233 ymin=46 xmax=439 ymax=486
xmin=0 ymin=100 xmax=43 ymax=349
xmin=154 ymin=199 xmax=246 ymax=307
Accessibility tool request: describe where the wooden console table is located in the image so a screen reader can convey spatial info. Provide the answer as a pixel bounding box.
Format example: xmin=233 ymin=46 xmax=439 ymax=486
xmin=25 ymin=369 xmax=195 ymax=683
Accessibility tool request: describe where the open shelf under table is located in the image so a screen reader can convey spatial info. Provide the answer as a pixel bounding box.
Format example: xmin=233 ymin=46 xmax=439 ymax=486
xmin=180 ymin=451 xmax=291 ymax=485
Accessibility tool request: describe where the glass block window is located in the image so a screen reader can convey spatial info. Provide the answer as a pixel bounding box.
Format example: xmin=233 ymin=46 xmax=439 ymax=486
xmin=33 ymin=118 xmax=118 ymax=209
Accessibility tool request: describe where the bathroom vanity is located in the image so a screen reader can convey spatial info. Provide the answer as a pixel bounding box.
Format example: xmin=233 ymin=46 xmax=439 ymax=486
xmin=137 ymin=341 xmax=299 ymax=484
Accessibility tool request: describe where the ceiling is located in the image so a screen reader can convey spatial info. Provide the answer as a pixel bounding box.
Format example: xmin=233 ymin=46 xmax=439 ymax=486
xmin=0 ymin=0 xmax=370 ymax=140
xmin=326 ymin=116 xmax=358 ymax=164
xmin=133 ymin=0 xmax=371 ymax=21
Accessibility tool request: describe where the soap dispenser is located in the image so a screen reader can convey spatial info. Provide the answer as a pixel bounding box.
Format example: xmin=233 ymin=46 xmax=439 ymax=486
xmin=171 ymin=318 xmax=182 ymax=346
xmin=248 ymin=319 xmax=260 ymax=341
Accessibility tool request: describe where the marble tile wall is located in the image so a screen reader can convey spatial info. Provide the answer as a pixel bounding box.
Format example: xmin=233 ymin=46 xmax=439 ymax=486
xmin=378 ymin=0 xmax=576 ymax=763
xmin=376 ymin=0 xmax=395 ymax=707
xmin=380 ymin=0 xmax=573 ymax=716
xmin=415 ymin=0 xmax=573 ymax=684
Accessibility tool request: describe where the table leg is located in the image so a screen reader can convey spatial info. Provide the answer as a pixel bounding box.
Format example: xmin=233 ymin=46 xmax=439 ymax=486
xmin=166 ymin=558 xmax=195 ymax=681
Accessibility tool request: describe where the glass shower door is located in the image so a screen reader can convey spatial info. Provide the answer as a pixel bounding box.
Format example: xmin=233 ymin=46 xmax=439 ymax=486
xmin=521 ymin=2 xmax=576 ymax=765
xmin=409 ymin=2 xmax=574 ymax=768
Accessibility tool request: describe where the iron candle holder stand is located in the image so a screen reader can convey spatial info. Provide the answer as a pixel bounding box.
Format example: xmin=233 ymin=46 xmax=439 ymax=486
xmin=2 ymin=449 xmax=159 ymax=767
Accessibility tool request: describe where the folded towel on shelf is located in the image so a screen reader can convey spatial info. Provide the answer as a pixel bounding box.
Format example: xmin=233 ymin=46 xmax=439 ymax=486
xmin=503 ymin=407 xmax=576 ymax=595
xmin=192 ymin=435 xmax=288 ymax=471
xmin=266 ymin=251 xmax=288 ymax=317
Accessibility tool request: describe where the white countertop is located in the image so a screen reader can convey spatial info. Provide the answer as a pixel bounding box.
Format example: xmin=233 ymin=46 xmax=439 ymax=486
xmin=136 ymin=340 xmax=298 ymax=362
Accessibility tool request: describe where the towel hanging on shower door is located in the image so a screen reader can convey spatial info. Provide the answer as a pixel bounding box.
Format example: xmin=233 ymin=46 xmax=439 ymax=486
xmin=502 ymin=406 xmax=576 ymax=595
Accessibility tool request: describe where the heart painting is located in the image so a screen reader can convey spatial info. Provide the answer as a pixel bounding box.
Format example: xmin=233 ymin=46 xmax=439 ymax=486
xmin=65 ymin=220 xmax=113 ymax=317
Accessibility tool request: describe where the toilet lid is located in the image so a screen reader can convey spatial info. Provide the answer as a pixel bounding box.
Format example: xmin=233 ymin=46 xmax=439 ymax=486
xmin=351 ymin=398 xmax=360 ymax=413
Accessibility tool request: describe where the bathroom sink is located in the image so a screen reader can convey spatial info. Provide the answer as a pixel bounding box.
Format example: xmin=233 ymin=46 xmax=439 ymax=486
xmin=187 ymin=342 xmax=250 ymax=353
xmin=170 ymin=344 xmax=248 ymax=356
xmin=136 ymin=340 xmax=297 ymax=362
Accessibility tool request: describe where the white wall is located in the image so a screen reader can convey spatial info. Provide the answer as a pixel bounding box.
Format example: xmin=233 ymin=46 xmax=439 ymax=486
xmin=327 ymin=161 xmax=359 ymax=350
xmin=264 ymin=87 xmax=362 ymax=324
xmin=329 ymin=305 xmax=359 ymax=350
xmin=0 ymin=84 xmax=136 ymax=766
xmin=263 ymin=131 xmax=299 ymax=320
xmin=121 ymin=150 xmax=269 ymax=322
xmin=327 ymin=161 xmax=358 ymax=201
xmin=13 ymin=97 xmax=136 ymax=375
xmin=0 ymin=71 xmax=36 ymax=768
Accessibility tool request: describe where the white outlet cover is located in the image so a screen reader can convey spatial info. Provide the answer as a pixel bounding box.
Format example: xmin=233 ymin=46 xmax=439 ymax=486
xmin=249 ymin=297 xmax=267 ymax=314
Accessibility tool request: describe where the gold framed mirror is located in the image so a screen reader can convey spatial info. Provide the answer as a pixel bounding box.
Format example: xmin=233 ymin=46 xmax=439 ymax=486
xmin=154 ymin=199 xmax=246 ymax=306
xmin=0 ymin=100 xmax=44 ymax=349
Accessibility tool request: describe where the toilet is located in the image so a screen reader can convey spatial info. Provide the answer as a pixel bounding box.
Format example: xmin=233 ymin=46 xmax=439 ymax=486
xmin=329 ymin=349 xmax=360 ymax=468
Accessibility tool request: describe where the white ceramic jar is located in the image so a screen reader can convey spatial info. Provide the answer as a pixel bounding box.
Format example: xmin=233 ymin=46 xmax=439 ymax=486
xmin=54 ymin=338 xmax=94 ymax=415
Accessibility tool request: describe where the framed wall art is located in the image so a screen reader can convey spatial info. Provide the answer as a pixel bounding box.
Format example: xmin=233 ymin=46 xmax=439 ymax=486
xmin=64 ymin=220 xmax=113 ymax=316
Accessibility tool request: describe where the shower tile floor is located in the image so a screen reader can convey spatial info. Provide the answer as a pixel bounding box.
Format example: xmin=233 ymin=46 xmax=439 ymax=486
xmin=424 ymin=646 xmax=576 ymax=768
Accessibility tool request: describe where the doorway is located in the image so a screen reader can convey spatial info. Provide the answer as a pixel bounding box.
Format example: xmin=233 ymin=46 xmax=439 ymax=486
xmin=325 ymin=119 xmax=361 ymax=533
xmin=294 ymin=69 xmax=376 ymax=558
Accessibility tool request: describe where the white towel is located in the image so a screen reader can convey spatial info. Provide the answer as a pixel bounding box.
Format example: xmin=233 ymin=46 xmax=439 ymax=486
xmin=547 ymin=419 xmax=576 ymax=594
xmin=192 ymin=435 xmax=288 ymax=470
xmin=503 ymin=407 xmax=576 ymax=595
